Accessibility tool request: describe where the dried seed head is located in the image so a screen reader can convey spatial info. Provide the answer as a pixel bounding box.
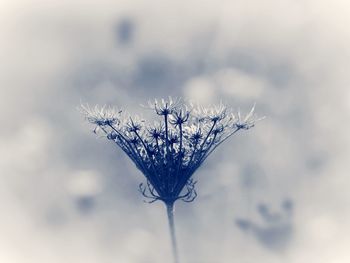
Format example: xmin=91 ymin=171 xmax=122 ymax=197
xmin=80 ymin=99 xmax=263 ymax=205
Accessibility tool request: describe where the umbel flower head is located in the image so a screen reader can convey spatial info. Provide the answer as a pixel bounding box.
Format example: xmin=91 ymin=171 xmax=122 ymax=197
xmin=80 ymin=97 xmax=263 ymax=205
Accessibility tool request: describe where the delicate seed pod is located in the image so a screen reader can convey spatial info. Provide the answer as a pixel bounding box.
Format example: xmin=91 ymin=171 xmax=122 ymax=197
xmin=80 ymin=98 xmax=263 ymax=204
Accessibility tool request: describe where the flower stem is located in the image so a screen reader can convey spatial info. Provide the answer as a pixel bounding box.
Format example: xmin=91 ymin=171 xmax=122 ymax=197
xmin=166 ymin=202 xmax=179 ymax=263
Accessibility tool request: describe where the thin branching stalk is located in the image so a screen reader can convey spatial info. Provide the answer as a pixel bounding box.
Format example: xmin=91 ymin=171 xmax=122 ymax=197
xmin=166 ymin=202 xmax=179 ymax=263
xmin=79 ymin=97 xmax=264 ymax=263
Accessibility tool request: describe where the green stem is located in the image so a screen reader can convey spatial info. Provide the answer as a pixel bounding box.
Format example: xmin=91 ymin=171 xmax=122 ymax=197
xmin=166 ymin=202 xmax=179 ymax=263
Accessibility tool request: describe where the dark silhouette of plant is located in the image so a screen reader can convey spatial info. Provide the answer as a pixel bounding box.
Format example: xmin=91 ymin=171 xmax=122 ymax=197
xmin=80 ymin=97 xmax=263 ymax=263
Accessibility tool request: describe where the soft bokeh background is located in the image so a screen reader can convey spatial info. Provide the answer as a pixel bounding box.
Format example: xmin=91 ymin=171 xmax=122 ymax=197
xmin=1 ymin=1 xmax=350 ymax=262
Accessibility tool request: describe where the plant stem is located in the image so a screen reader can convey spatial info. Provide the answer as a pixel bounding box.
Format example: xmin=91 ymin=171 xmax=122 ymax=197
xmin=166 ymin=202 xmax=179 ymax=263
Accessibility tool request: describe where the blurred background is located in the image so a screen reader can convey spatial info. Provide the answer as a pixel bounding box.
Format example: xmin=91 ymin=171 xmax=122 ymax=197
xmin=1 ymin=1 xmax=350 ymax=262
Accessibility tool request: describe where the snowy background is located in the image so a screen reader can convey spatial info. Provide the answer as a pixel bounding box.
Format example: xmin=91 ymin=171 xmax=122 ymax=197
xmin=1 ymin=1 xmax=350 ymax=262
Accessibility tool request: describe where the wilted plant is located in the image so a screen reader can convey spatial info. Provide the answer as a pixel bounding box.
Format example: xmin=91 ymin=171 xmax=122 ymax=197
xmin=80 ymin=97 xmax=263 ymax=263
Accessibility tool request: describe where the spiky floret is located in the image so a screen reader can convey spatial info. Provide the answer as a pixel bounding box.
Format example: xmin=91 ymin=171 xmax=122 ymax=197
xmin=80 ymin=98 xmax=263 ymax=205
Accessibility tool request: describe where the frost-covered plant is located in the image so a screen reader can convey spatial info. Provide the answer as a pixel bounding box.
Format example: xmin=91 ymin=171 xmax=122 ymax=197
xmin=80 ymin=97 xmax=263 ymax=263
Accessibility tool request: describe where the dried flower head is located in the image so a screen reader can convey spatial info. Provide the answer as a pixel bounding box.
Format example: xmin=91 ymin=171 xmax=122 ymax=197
xmin=80 ymin=98 xmax=263 ymax=205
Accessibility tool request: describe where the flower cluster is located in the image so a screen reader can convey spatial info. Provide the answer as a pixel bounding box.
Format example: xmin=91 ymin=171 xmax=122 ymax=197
xmin=80 ymin=98 xmax=263 ymax=205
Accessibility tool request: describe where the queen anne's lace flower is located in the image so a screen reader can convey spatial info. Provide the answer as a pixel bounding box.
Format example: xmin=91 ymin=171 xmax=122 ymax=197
xmin=80 ymin=98 xmax=263 ymax=205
